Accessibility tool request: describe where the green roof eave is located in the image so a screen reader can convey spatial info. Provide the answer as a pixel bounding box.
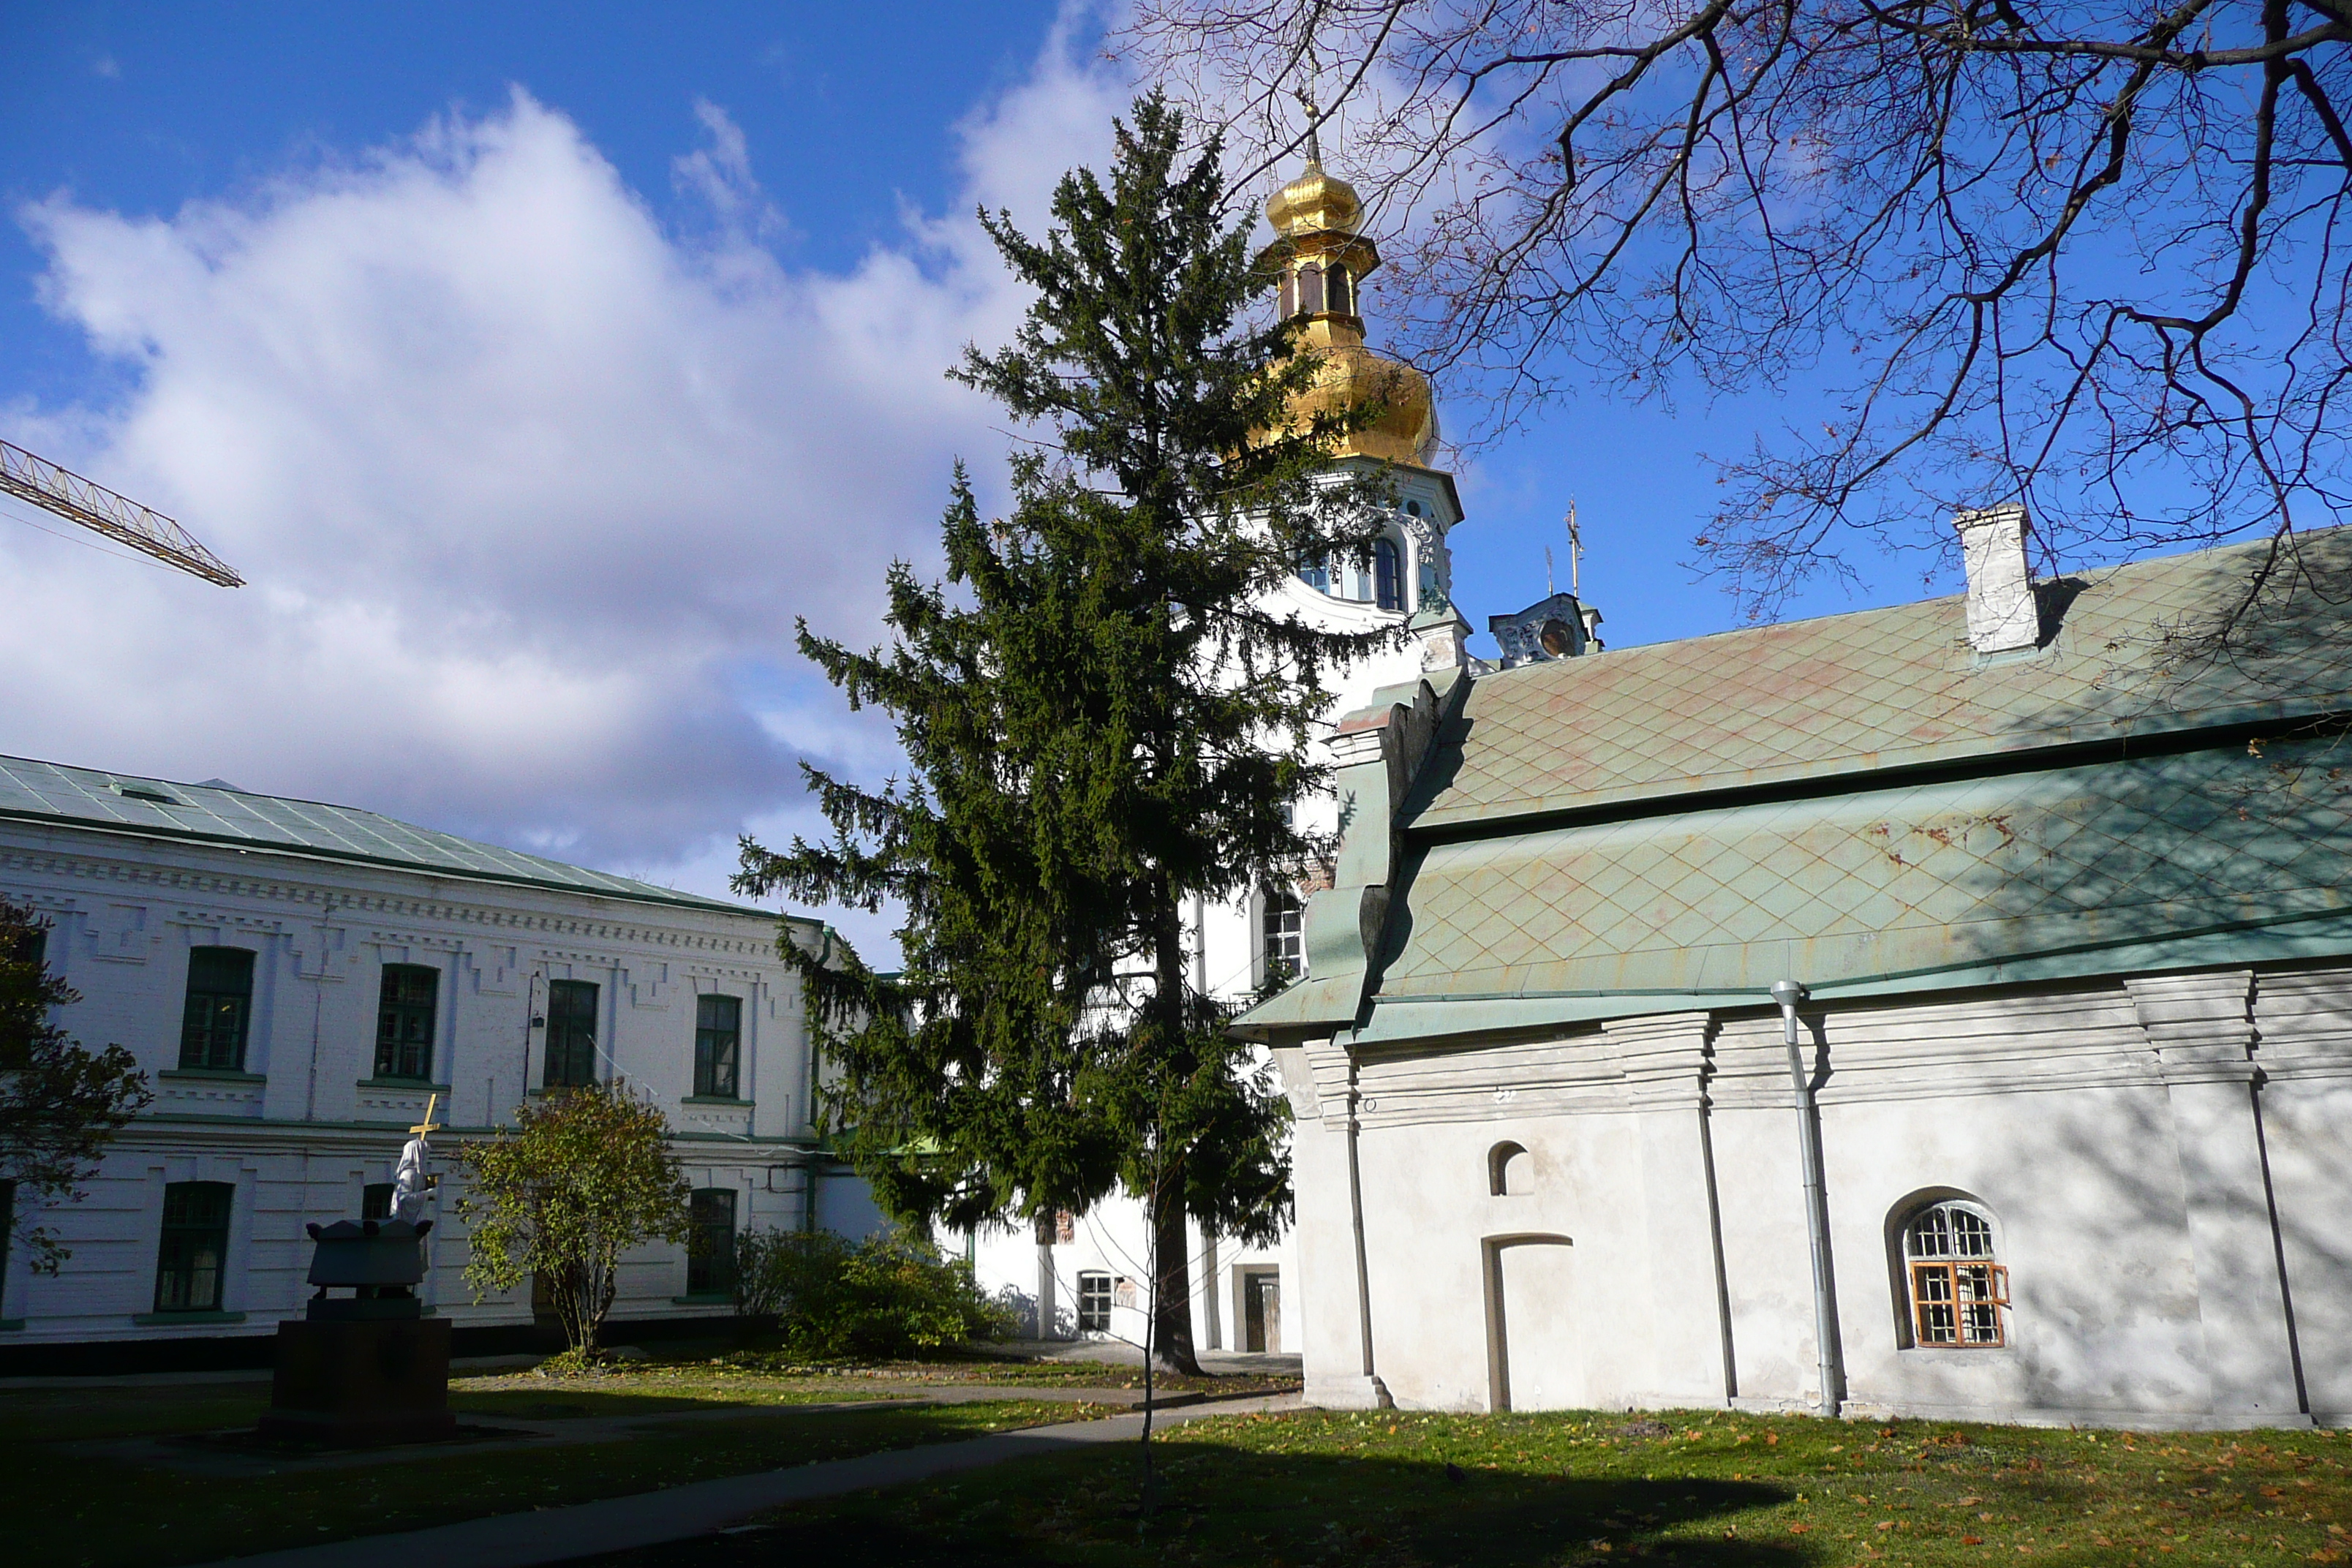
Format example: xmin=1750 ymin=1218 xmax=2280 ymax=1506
xmin=1345 ymin=902 xmax=2352 ymax=1049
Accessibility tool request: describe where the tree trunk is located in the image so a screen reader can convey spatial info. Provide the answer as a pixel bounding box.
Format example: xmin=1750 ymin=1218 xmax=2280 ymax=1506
xmin=1148 ymin=872 xmax=1203 ymax=1379
xmin=1150 ymin=1175 xmax=1201 ymax=1376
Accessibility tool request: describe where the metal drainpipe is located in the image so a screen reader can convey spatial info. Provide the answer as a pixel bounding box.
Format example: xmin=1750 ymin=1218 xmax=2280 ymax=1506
xmin=1773 ymin=979 xmax=1842 ymax=1419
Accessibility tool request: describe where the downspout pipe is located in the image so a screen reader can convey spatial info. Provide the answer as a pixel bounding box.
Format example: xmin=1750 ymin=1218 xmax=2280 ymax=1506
xmin=1773 ymin=979 xmax=1842 ymax=1419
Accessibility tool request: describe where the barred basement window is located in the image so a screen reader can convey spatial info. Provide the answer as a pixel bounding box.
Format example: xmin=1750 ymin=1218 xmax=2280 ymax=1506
xmin=1904 ymin=1200 xmax=2008 ymax=1347
xmin=1077 ymin=1270 xmax=1112 ymax=1333
xmin=687 ymin=1189 xmax=737 ymax=1297
xmin=1262 ymin=887 xmax=1304 ymax=984
xmin=695 ymin=995 xmax=742 ymax=1099
xmin=544 ymin=979 xmax=600 ymax=1088
xmin=374 ymin=964 xmax=438 ymax=1081
xmin=180 ymin=947 xmax=255 ymax=1071
xmin=154 ymin=1180 xmax=234 ymax=1313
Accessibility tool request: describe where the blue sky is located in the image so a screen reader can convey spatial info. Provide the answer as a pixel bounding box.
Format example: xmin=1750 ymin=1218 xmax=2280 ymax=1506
xmin=0 ymin=3 xmax=1926 ymax=941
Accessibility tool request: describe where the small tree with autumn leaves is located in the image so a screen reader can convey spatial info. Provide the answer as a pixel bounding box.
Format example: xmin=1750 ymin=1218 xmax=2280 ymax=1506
xmin=454 ymin=1080 xmax=690 ymax=1357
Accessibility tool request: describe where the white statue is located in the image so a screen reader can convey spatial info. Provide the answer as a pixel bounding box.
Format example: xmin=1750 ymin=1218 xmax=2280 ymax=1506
xmin=391 ymin=1093 xmax=443 ymax=1225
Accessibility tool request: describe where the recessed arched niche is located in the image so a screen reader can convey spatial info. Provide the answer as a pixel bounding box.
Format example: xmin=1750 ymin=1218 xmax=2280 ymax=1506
xmin=1488 ymin=1140 xmax=1532 ymax=1196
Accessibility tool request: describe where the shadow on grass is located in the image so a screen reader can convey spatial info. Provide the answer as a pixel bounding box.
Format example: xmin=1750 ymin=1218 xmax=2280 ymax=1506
xmin=566 ymin=1449 xmax=1811 ymax=1567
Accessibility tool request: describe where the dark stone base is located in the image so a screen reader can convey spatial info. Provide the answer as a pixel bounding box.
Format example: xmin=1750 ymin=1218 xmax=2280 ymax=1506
xmin=260 ymin=1317 xmax=456 ymax=1444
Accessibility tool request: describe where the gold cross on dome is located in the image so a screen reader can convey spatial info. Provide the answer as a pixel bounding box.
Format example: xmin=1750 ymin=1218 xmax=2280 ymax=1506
xmin=409 ymin=1092 xmax=444 ymax=1137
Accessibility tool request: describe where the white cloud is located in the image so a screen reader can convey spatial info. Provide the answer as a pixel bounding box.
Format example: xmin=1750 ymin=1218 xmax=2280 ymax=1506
xmin=3 ymin=34 xmax=1132 ymax=951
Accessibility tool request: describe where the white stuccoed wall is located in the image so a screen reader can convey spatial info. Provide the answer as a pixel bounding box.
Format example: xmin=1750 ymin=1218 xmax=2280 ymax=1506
xmin=0 ymin=815 xmax=876 ymax=1346
xmin=1281 ymin=970 xmax=2352 ymax=1428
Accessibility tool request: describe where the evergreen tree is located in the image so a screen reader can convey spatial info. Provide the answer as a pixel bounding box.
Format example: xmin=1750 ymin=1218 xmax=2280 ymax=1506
xmin=735 ymin=95 xmax=1390 ymax=1375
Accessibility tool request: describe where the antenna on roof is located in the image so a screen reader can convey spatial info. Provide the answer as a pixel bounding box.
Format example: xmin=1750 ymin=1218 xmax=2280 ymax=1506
xmin=1566 ymin=499 xmax=1583 ymax=597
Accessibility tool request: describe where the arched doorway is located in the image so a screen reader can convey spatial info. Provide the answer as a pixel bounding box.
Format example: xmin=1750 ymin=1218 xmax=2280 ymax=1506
xmin=1482 ymin=1232 xmax=1578 ymax=1411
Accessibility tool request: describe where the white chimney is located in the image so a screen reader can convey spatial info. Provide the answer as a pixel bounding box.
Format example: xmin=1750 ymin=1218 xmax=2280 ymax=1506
xmin=1953 ymin=503 xmax=2039 ymax=655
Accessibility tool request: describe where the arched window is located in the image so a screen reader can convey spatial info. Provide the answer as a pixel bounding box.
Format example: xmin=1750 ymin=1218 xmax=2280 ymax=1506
xmin=1373 ymin=537 xmax=1403 ymax=610
xmin=1902 ymin=1199 xmax=2009 ymax=1347
xmin=1327 ymin=264 xmax=1352 ymax=316
xmin=1279 ymin=270 xmax=1298 ymax=318
xmin=1488 ymin=1141 xmax=1531 ymax=1196
xmin=1297 ymin=556 xmax=1330 ymax=593
xmin=1297 ymin=263 xmax=1326 ymax=315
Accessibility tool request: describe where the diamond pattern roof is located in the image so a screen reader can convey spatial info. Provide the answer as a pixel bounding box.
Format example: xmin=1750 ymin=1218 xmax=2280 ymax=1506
xmin=1413 ymin=527 xmax=2352 ymax=830
xmin=0 ymin=754 xmax=760 ymax=916
xmin=1378 ymin=738 xmax=2352 ymax=1002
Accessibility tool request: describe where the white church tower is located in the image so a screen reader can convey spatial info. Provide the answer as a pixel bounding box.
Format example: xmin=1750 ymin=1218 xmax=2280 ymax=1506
xmin=961 ymin=148 xmax=1477 ymax=1359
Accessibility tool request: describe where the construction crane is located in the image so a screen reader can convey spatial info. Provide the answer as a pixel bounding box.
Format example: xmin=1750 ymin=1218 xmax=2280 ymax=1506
xmin=0 ymin=437 xmax=244 ymax=587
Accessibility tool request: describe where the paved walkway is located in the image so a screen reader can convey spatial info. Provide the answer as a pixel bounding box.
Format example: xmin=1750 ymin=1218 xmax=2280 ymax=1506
xmin=186 ymin=1392 xmax=1297 ymax=1568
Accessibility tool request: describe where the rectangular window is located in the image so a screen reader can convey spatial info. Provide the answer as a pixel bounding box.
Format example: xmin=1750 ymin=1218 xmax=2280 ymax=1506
xmin=694 ymin=994 xmax=742 ymax=1099
xmin=179 ymin=948 xmax=256 ymax=1071
xmin=374 ymin=963 xmax=439 ymax=1081
xmin=1076 ymin=1270 xmax=1112 ymax=1333
xmin=687 ymin=1188 xmax=737 ymax=1297
xmin=154 ymin=1181 xmax=235 ymax=1313
xmin=543 ymin=979 xmax=599 ymax=1088
xmin=1910 ymin=1262 xmax=2009 ymax=1346
xmin=361 ymin=1183 xmax=394 ymax=1222
xmin=1261 ymin=889 xmax=1304 ymax=984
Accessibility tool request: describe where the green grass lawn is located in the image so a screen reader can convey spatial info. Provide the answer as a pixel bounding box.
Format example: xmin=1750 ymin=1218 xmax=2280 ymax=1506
xmin=3 ymin=1374 xmax=1101 ymax=1568
xmin=600 ymin=1407 xmax=2352 ymax=1567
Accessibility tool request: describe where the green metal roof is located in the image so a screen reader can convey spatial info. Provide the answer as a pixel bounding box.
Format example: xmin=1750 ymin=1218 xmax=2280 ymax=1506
xmin=1237 ymin=527 xmax=2352 ymax=1043
xmin=1412 ymin=527 xmax=2352 ymax=832
xmin=0 ymin=753 xmax=777 ymax=919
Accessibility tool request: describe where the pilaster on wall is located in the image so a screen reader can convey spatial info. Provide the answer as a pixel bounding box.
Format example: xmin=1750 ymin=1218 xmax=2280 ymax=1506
xmin=1605 ymin=1011 xmax=1735 ymax=1405
xmin=2125 ymin=970 xmax=2307 ymax=1422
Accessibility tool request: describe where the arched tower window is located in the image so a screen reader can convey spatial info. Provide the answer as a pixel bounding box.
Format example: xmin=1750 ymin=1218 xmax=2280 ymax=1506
xmin=1279 ymin=270 xmax=1298 ymax=318
xmin=1297 ymin=263 xmax=1326 ymax=316
xmin=1488 ymin=1142 xmax=1531 ymax=1196
xmin=1326 ymin=264 xmax=1352 ymax=316
xmin=1373 ymin=537 xmax=1403 ymax=610
xmin=1901 ymin=1199 xmax=2009 ymax=1347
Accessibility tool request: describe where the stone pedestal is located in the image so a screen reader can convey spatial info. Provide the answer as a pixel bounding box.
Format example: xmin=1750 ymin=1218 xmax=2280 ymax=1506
xmin=260 ymin=1215 xmax=455 ymax=1444
xmin=260 ymin=1317 xmax=456 ymax=1444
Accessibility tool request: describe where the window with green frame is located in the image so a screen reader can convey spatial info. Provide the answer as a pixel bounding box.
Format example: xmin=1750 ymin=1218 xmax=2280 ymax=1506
xmin=686 ymin=1188 xmax=736 ymax=1296
xmin=180 ymin=948 xmax=255 ymax=1071
xmin=543 ymin=979 xmax=599 ymax=1088
xmin=694 ymin=994 xmax=742 ymax=1099
xmin=154 ymin=1180 xmax=235 ymax=1313
xmin=374 ymin=963 xmax=438 ymax=1080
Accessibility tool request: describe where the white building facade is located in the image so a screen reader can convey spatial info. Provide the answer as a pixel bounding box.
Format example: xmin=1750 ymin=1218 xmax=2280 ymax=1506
xmin=1239 ymin=518 xmax=2352 ymax=1428
xmin=0 ymin=756 xmax=880 ymax=1361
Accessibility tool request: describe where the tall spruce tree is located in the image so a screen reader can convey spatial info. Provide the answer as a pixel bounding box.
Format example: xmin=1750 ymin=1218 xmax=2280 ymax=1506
xmin=735 ymin=95 xmax=1390 ymax=1375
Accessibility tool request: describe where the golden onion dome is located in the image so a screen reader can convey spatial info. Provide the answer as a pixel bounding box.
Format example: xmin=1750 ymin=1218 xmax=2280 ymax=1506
xmin=1286 ymin=339 xmax=1439 ymax=467
xmin=1258 ymin=154 xmax=1441 ymax=467
xmin=1267 ymin=159 xmax=1365 ymax=240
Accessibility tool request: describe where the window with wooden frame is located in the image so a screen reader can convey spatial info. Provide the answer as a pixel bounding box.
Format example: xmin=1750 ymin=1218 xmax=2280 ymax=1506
xmin=179 ymin=947 xmax=255 ymax=1071
xmin=154 ymin=1180 xmax=234 ymax=1313
xmin=374 ymin=963 xmax=438 ymax=1081
xmin=543 ymin=979 xmax=600 ymax=1088
xmin=1076 ymin=1270 xmax=1112 ymax=1333
xmin=694 ymin=994 xmax=742 ymax=1100
xmin=1903 ymin=1201 xmax=2008 ymax=1347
